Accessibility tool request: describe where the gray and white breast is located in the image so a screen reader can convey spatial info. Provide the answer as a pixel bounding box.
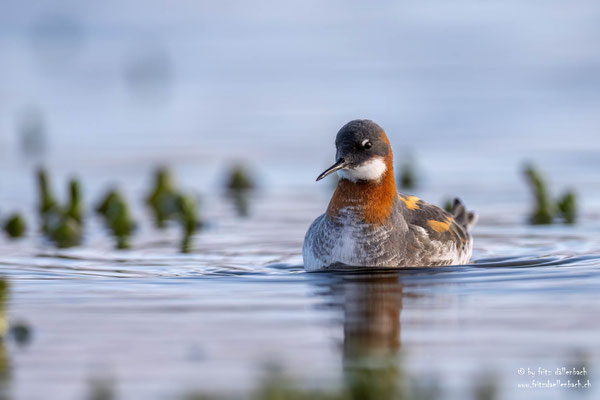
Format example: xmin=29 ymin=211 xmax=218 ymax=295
xmin=302 ymin=206 xmax=472 ymax=271
xmin=302 ymin=207 xmax=408 ymax=271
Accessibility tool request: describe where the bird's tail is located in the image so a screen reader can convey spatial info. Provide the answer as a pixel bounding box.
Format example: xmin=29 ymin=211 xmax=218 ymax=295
xmin=451 ymin=198 xmax=476 ymax=231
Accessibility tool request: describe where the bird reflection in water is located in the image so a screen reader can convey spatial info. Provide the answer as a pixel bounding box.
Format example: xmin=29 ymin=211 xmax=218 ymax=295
xmin=322 ymin=271 xmax=430 ymax=400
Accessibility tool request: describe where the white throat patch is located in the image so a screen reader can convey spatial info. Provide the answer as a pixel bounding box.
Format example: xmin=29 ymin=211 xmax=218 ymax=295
xmin=338 ymin=157 xmax=387 ymax=182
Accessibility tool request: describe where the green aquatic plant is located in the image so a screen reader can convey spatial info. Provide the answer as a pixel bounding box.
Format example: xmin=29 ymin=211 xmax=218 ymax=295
xmin=65 ymin=178 xmax=83 ymax=224
xmin=251 ymin=366 xmax=342 ymax=400
xmin=182 ymin=358 xmax=445 ymax=400
xmin=49 ymin=216 xmax=82 ymax=248
xmin=144 ymin=167 xmax=203 ymax=251
xmin=96 ymin=190 xmax=120 ymax=216
xmin=397 ymin=154 xmax=417 ymax=190
xmin=36 ymin=169 xmax=84 ymax=247
xmin=2 ymin=213 xmax=26 ymax=238
xmin=0 ymin=278 xmax=33 ymax=396
xmin=345 ymin=361 xmax=406 ymax=400
xmin=86 ymin=354 xmax=502 ymax=400
xmin=0 ymin=278 xmax=33 ymax=348
xmin=95 ymin=189 xmax=136 ymax=249
xmin=145 ymin=167 xmax=178 ymax=228
xmin=523 ymin=164 xmax=578 ymax=225
xmin=226 ymin=164 xmax=254 ymax=192
xmin=110 ymin=203 xmax=135 ymax=249
xmin=36 ymin=167 xmax=58 ymax=216
xmin=225 ymin=163 xmax=255 ymax=217
xmin=175 ymin=193 xmax=201 ymax=253
xmin=523 ymin=164 xmax=555 ymax=225
xmin=557 ymin=190 xmax=577 ymax=224
xmin=442 ymin=199 xmax=453 ymax=214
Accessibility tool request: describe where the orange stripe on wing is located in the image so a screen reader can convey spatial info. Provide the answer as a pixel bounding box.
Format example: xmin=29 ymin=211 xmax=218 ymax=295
xmin=399 ymin=195 xmax=420 ymax=210
xmin=427 ymin=217 xmax=454 ymax=233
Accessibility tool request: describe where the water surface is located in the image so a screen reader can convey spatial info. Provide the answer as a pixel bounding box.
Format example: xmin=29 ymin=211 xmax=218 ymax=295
xmin=1 ymin=175 xmax=599 ymax=399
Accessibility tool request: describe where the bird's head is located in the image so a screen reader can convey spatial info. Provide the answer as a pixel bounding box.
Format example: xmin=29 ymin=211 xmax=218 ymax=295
xmin=317 ymin=119 xmax=392 ymax=183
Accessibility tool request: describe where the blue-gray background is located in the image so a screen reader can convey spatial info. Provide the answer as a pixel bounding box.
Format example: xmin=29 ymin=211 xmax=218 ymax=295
xmin=2 ymin=1 xmax=599 ymax=189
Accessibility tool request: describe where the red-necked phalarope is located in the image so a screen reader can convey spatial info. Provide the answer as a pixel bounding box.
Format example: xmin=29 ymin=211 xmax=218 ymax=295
xmin=303 ymin=119 xmax=476 ymax=271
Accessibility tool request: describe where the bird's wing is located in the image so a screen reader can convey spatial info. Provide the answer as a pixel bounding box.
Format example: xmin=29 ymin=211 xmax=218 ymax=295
xmin=398 ymin=194 xmax=470 ymax=246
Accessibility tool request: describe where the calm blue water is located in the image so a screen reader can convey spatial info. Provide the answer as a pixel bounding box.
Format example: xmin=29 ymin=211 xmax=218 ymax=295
xmin=1 ymin=1 xmax=600 ymax=399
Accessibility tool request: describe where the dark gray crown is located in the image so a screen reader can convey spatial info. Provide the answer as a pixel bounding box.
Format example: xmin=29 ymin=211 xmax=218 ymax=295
xmin=334 ymin=119 xmax=390 ymax=167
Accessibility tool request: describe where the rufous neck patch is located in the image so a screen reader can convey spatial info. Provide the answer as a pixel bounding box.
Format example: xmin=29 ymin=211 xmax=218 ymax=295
xmin=327 ymin=155 xmax=397 ymax=225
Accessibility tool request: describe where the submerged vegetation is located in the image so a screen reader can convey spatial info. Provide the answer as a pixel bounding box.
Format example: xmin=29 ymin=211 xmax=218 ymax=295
xmin=523 ymin=165 xmax=554 ymax=224
xmin=556 ymin=190 xmax=577 ymax=224
xmin=66 ymin=179 xmax=83 ymax=224
xmin=174 ymin=193 xmax=200 ymax=253
xmin=6 ymin=166 xmax=209 ymax=252
xmin=83 ymin=361 xmax=498 ymax=400
xmin=95 ymin=189 xmax=136 ymax=249
xmin=397 ymin=154 xmax=417 ymax=190
xmin=0 ymin=161 xmax=582 ymax=253
xmin=0 ymin=278 xmax=33 ymax=398
xmin=144 ymin=167 xmax=203 ymax=252
xmin=2 ymin=213 xmax=26 ymax=238
xmin=523 ymin=164 xmax=578 ymax=225
xmin=145 ymin=167 xmax=178 ymax=229
xmin=442 ymin=199 xmax=454 ymax=214
xmin=37 ymin=168 xmax=84 ymax=247
xmin=225 ymin=163 xmax=255 ymax=217
xmin=226 ymin=163 xmax=254 ymax=192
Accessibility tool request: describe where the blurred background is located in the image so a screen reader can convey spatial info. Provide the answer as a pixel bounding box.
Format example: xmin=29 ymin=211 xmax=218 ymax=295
xmin=2 ymin=0 xmax=600 ymax=190
xmin=1 ymin=1 xmax=600 ymax=400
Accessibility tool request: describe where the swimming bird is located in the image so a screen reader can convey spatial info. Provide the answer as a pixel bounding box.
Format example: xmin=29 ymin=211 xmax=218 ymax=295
xmin=303 ymin=119 xmax=475 ymax=271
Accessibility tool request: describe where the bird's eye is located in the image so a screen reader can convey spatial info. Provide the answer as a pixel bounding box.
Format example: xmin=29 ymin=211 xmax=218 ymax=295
xmin=361 ymin=139 xmax=372 ymax=149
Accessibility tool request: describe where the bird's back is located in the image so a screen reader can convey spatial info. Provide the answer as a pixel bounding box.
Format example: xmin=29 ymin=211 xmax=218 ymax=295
xmin=396 ymin=194 xmax=474 ymax=267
